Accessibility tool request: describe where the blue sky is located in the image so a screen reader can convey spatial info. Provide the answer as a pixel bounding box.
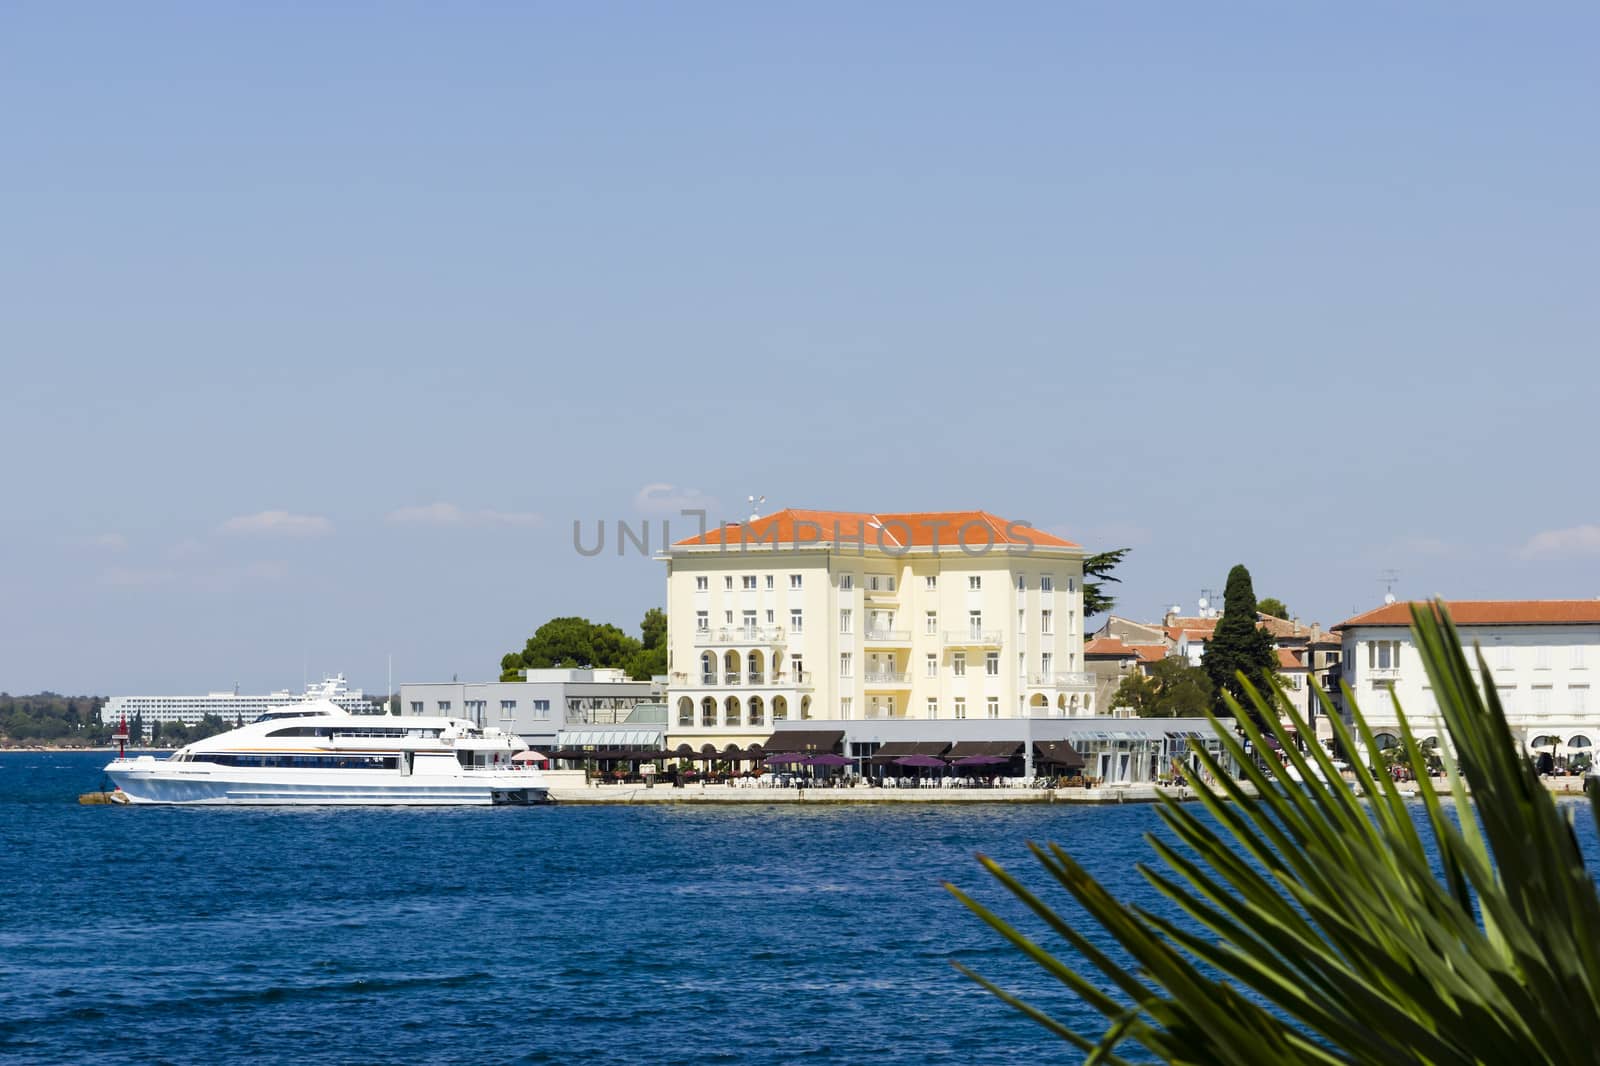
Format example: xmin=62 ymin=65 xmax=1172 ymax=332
xmin=4 ymin=3 xmax=1598 ymax=695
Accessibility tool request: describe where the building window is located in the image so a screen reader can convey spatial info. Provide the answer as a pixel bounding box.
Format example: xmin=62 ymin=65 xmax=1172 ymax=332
xmin=532 ymin=700 xmax=550 ymax=718
xmin=968 ymin=576 xmax=981 ymax=591
xmin=840 ymin=574 xmax=854 ymax=591
xmin=790 ymin=574 xmax=802 ymax=589
xmin=925 ymin=575 xmax=937 ymax=591
xmin=1575 ymin=646 xmax=1588 ymax=669
xmin=1573 ymin=685 xmax=1590 ymax=713
xmin=765 ymin=574 xmax=774 ymax=589
xmin=724 ymin=611 xmax=734 ymax=625
xmin=839 ymin=609 xmax=853 ymax=635
xmin=954 ymin=698 xmax=967 ymax=720
xmin=953 ymin=652 xmax=966 ymax=678
xmin=742 ymin=575 xmax=757 ymax=590
xmin=840 ymin=698 xmax=852 ymax=719
xmin=499 ymin=700 xmax=517 ymax=717
xmin=1041 ymin=610 xmax=1054 ymax=635
xmin=1041 ymin=575 xmax=1053 ymax=593
xmin=840 ymin=653 xmax=853 ymax=678
xmin=742 ymin=610 xmax=757 ymax=634
xmin=1497 ymin=645 xmax=1512 ymax=670
xmin=1017 ymin=609 xmax=1025 ymax=634
xmin=725 ymin=576 xmax=734 ymax=590
xmin=985 ymin=652 xmax=999 ymax=676
xmin=1496 ymin=686 xmax=1515 ymax=715
xmin=927 ymin=697 xmax=938 ymax=719
xmin=1016 ymin=573 xmax=1026 ymax=592
xmin=437 ymin=701 xmax=451 ymax=713
xmin=1533 ymin=686 xmax=1553 ymax=714
xmin=968 ymin=610 xmax=983 ymax=638
xmin=409 ymin=701 xmax=423 ymax=714
xmin=695 ymin=576 xmax=708 ymax=591
xmin=986 ymin=697 xmax=999 ymax=719
xmin=925 ymin=653 xmax=938 ymax=679
xmin=1536 ymin=645 xmax=1551 ymax=670
xmin=925 ymin=611 xmax=937 ymax=635
xmin=1042 ymin=652 xmax=1053 ymax=677
xmin=696 ymin=611 xmax=709 ymax=631
xmin=790 ymin=609 xmax=803 ymax=633
xmin=766 ymin=609 xmax=775 ymax=624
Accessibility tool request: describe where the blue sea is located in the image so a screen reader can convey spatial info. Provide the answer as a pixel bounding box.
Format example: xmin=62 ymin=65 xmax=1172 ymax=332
xmin=2 ymin=752 xmax=1594 ymax=1065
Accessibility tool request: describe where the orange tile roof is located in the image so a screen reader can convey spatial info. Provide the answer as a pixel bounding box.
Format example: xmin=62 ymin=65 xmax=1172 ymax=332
xmin=671 ymin=508 xmax=1080 ymax=549
xmin=1276 ymin=648 xmax=1306 ymax=670
xmin=1334 ymin=600 xmax=1600 ymax=630
xmin=1130 ymin=644 xmax=1169 ymax=665
xmin=1084 ymin=637 xmax=1139 ymax=658
xmin=1257 ymin=614 xmax=1311 ymax=638
xmin=1165 ymin=618 xmax=1218 ymax=642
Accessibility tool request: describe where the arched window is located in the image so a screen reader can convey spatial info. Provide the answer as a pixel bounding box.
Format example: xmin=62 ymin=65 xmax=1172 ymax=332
xmin=724 ymin=696 xmax=742 ymax=727
xmin=677 ymin=697 xmax=694 ymax=727
xmin=1568 ymin=735 xmax=1593 ymax=750
xmin=748 ymin=695 xmax=765 ymax=727
xmin=1371 ymin=732 xmax=1401 ymax=751
xmin=747 ymin=650 xmax=763 ymax=685
xmin=800 ymin=695 xmax=812 ymax=720
xmin=723 ymin=650 xmax=740 ymax=684
xmin=772 ymin=695 xmax=788 ymax=722
xmin=700 ymin=652 xmax=716 ymax=684
xmin=701 ymin=697 xmax=717 ymax=728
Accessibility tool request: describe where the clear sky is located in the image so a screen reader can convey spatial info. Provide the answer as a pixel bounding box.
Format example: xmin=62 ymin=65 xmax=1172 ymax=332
xmin=5 ymin=3 xmax=1597 ymax=696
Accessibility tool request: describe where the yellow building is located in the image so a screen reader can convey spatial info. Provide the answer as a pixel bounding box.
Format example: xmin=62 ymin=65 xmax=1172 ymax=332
xmin=661 ymin=509 xmax=1092 ymax=749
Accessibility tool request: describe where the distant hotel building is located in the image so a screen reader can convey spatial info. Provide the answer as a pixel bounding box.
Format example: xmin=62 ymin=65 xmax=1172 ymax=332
xmin=399 ymin=668 xmax=661 ymax=752
xmin=661 ymin=509 xmax=1096 ymax=750
xmin=1333 ymin=600 xmax=1600 ymax=759
xmin=102 ymin=675 xmax=380 ymax=737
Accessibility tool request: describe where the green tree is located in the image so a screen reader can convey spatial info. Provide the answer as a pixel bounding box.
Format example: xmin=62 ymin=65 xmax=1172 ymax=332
xmin=1112 ymin=659 xmax=1214 ymax=717
xmin=1082 ymin=549 xmax=1129 ymax=619
xmin=1203 ymin=564 xmax=1278 ymax=717
xmin=640 ymin=607 xmax=667 ymax=650
xmin=1256 ymin=596 xmax=1291 ymax=619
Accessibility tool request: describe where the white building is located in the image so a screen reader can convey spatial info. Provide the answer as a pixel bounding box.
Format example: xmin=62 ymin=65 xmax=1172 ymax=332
xmin=102 ymin=675 xmax=379 ymax=737
xmin=399 ymin=668 xmax=659 ymax=750
xmin=661 ymin=508 xmax=1093 ymax=749
xmin=1333 ymin=600 xmax=1600 ymax=763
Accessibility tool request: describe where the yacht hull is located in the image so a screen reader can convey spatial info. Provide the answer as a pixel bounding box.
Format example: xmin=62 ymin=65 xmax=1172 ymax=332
xmin=105 ymin=761 xmax=547 ymax=806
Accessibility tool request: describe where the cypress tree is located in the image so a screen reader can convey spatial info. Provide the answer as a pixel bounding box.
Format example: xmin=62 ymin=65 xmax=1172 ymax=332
xmin=1204 ymin=564 xmax=1279 ymax=717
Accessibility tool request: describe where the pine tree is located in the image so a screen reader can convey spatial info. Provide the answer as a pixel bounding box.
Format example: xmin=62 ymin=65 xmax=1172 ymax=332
xmin=1203 ymin=564 xmax=1278 ymax=717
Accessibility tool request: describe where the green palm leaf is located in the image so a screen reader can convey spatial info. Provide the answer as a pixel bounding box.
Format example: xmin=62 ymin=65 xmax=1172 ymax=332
xmin=947 ymin=601 xmax=1600 ymax=1064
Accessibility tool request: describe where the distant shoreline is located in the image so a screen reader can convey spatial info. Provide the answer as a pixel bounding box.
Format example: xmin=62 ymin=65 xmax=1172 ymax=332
xmin=0 ymin=746 xmax=153 ymax=753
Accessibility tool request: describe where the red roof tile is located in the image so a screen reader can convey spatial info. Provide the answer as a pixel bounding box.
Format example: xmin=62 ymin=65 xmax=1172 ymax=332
xmin=1334 ymin=600 xmax=1600 ymax=630
xmin=1276 ymin=648 xmax=1306 ymax=670
xmin=1130 ymin=644 xmax=1169 ymax=665
xmin=671 ymin=508 xmax=1080 ymax=549
xmin=1084 ymin=637 xmax=1139 ymax=658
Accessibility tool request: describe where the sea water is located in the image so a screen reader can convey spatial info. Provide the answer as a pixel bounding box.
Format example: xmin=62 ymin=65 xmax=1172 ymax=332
xmin=1 ymin=752 xmax=1593 ymax=1065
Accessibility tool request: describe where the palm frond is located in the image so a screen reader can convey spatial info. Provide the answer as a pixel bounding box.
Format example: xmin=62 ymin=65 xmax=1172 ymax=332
xmin=949 ymin=601 xmax=1600 ymax=1064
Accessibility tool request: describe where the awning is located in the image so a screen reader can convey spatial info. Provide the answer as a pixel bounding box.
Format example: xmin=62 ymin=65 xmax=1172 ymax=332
xmin=946 ymin=740 xmax=1023 ymax=759
xmin=762 ymin=729 xmax=844 ymax=754
xmin=870 ymin=740 xmax=951 ymax=762
xmin=1033 ymin=741 xmax=1085 ymax=770
xmin=556 ymin=727 xmax=664 ymax=748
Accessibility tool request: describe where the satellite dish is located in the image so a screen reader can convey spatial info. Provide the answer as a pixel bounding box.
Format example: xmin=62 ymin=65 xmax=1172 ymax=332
xmin=1197 ymin=597 xmax=1209 ymax=612
xmin=747 ymin=494 xmax=766 ymax=522
xmin=1384 ymin=592 xmax=1397 ymax=605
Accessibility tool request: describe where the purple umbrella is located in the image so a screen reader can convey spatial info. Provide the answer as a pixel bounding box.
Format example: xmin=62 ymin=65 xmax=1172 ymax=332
xmin=893 ymin=754 xmax=949 ymax=768
xmin=804 ymin=753 xmax=854 ymax=767
xmin=952 ymin=754 xmax=1010 ymax=767
xmin=764 ymin=753 xmax=809 ymax=767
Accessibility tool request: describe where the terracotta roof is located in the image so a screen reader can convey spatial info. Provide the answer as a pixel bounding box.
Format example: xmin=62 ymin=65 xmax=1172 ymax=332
xmin=1130 ymin=644 xmax=1169 ymax=665
xmin=1333 ymin=600 xmax=1600 ymax=631
xmin=1166 ymin=619 xmax=1218 ymax=642
xmin=1257 ymin=614 xmax=1312 ymax=638
xmin=1084 ymin=637 xmax=1139 ymax=659
xmin=671 ymin=508 xmax=1079 ymax=549
xmin=1276 ymin=648 xmax=1306 ymax=670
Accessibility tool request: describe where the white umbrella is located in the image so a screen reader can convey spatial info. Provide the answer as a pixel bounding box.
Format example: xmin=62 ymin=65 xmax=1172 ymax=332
xmin=511 ymin=750 xmax=547 ymax=763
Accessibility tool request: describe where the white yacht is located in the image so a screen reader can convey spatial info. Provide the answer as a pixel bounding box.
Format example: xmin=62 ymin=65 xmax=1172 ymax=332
xmin=104 ymin=680 xmax=547 ymax=805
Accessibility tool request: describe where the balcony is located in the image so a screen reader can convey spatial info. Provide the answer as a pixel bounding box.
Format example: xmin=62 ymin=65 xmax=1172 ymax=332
xmin=693 ymin=627 xmax=788 ymax=646
xmin=943 ymin=630 xmax=1004 ymax=648
xmin=862 ymin=670 xmax=911 ymax=687
xmin=680 ymin=671 xmax=814 ymax=690
xmin=1367 ymin=666 xmax=1401 ymax=681
xmin=1029 ymin=671 xmax=1095 ymax=690
xmin=862 ymin=628 xmax=912 ymax=645
xmin=862 ymin=581 xmax=899 ymax=600
xmin=863 ymin=707 xmax=908 ymax=720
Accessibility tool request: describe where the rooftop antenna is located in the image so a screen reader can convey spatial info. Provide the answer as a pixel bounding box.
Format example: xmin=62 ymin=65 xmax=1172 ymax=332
xmin=1199 ymin=588 xmax=1222 ymax=619
xmin=747 ymin=494 xmax=766 ymax=522
xmin=1379 ymin=569 xmax=1400 ymax=605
